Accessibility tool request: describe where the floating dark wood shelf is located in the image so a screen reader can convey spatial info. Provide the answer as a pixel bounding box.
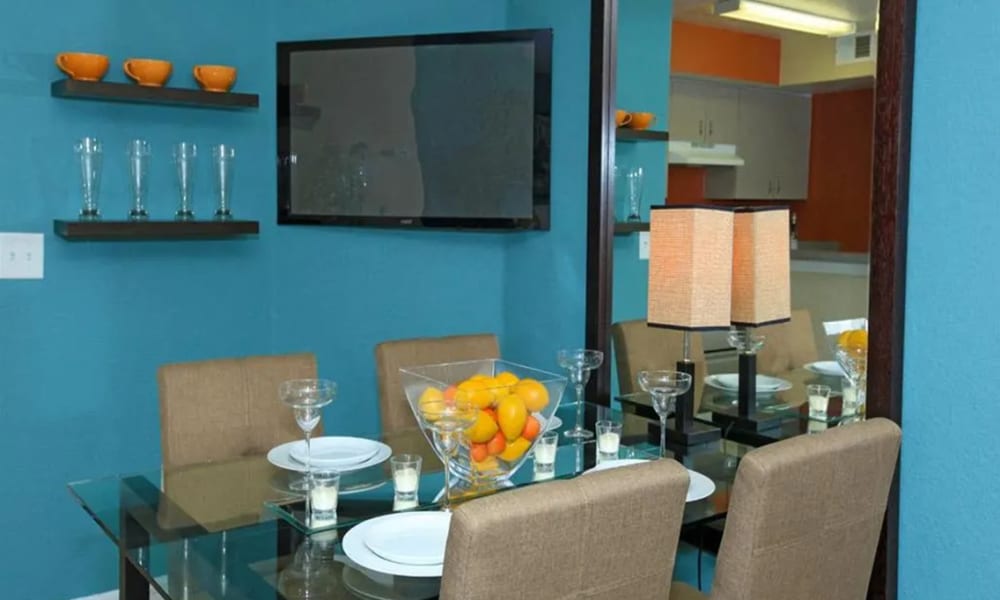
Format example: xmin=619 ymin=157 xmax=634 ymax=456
xmin=615 ymin=128 xmax=669 ymax=142
xmin=51 ymin=79 xmax=259 ymax=110
xmin=54 ymin=219 xmax=260 ymax=241
xmin=614 ymin=222 xmax=650 ymax=234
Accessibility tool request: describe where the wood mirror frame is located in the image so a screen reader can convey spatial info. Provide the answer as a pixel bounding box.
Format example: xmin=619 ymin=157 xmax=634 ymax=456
xmin=583 ymin=1 xmax=916 ymax=598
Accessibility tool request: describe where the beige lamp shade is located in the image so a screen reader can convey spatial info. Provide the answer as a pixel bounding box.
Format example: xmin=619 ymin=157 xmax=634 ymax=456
xmin=731 ymin=207 xmax=791 ymax=327
xmin=647 ymin=205 xmax=734 ymax=330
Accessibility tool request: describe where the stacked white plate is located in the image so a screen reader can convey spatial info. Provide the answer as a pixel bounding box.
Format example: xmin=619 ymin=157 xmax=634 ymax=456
xmin=805 ymin=360 xmax=847 ymax=377
xmin=584 ymin=459 xmax=716 ymax=503
xmin=705 ymin=373 xmax=793 ymax=394
xmin=267 ymin=436 xmax=392 ymax=473
xmin=343 ymin=512 xmax=451 ymax=577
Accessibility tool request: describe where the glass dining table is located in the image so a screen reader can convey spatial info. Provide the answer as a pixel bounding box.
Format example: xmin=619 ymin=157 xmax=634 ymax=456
xmin=68 ymin=401 xmax=752 ymax=600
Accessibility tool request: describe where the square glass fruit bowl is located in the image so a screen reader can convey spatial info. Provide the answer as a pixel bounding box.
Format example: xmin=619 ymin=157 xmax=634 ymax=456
xmin=399 ymin=359 xmax=568 ymax=488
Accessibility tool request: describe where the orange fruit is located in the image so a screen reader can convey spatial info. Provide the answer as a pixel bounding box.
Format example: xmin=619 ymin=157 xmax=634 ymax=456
xmin=522 ymin=415 xmax=541 ymax=441
xmin=513 ymin=379 xmax=549 ymax=412
xmin=837 ymin=329 xmax=868 ymax=354
xmin=457 ymin=379 xmax=494 ymax=409
xmin=443 ymin=385 xmax=459 ymax=403
xmin=470 ymin=443 xmax=488 ymax=463
xmin=497 ymin=394 xmax=528 ymax=441
xmin=465 ymin=411 xmax=499 ymax=443
xmin=498 ymin=437 xmax=531 ymax=462
xmin=482 ymin=407 xmax=497 ymax=422
xmin=486 ymin=431 xmax=507 ymax=456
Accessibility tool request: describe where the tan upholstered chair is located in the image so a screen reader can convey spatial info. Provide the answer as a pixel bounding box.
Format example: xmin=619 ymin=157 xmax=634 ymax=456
xmin=755 ymin=308 xmax=819 ymax=376
xmin=671 ymin=418 xmax=901 ymax=600
xmin=612 ymin=319 xmax=707 ymax=411
xmin=441 ymin=460 xmax=690 ymax=600
xmin=157 ymin=353 xmax=317 ymax=469
xmin=375 ymin=333 xmax=499 ymax=434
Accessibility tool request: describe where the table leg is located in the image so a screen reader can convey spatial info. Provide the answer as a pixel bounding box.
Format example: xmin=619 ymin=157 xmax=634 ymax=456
xmin=119 ymin=550 xmax=149 ymax=600
xmin=119 ymin=483 xmax=150 ymax=600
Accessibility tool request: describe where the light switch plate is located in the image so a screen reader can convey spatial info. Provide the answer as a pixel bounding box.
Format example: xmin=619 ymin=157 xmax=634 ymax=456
xmin=0 ymin=233 xmax=44 ymax=279
xmin=638 ymin=232 xmax=650 ymax=260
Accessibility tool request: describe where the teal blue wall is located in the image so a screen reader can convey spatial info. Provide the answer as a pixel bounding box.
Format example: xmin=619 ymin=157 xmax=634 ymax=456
xmin=611 ymin=0 xmax=672 ymax=395
xmin=0 ymin=0 xmax=595 ymax=596
xmin=900 ymin=2 xmax=1000 ymax=597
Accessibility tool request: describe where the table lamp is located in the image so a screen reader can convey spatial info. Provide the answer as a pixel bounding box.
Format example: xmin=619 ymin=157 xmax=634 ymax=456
xmin=646 ymin=205 xmax=733 ymax=445
xmin=721 ymin=206 xmax=791 ymax=431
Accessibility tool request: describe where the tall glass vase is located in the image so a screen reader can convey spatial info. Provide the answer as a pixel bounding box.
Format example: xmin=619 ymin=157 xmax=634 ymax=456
xmin=75 ymin=137 xmax=103 ymax=220
xmin=212 ymin=144 xmax=235 ymax=220
xmin=127 ymin=139 xmax=151 ymax=220
xmin=173 ymin=142 xmax=197 ymax=220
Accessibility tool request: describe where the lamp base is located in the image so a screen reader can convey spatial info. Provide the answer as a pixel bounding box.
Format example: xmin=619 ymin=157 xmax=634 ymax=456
xmin=709 ymin=407 xmax=784 ymax=432
xmin=648 ymin=418 xmax=722 ymax=446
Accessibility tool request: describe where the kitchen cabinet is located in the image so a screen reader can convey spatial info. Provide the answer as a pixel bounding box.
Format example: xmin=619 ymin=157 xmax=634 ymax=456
xmin=668 ymin=77 xmax=739 ymax=145
xmin=704 ymin=86 xmax=811 ymax=200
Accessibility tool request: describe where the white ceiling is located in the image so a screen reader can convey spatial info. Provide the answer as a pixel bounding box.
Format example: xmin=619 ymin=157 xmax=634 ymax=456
xmin=674 ymin=0 xmax=879 ymax=37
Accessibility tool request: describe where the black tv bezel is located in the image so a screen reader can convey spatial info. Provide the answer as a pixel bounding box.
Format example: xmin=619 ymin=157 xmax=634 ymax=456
xmin=276 ymin=28 xmax=553 ymax=231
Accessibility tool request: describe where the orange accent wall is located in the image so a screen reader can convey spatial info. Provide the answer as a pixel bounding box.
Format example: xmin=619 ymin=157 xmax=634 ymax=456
xmin=671 ymin=21 xmax=781 ymax=85
xmin=797 ymin=88 xmax=874 ymax=252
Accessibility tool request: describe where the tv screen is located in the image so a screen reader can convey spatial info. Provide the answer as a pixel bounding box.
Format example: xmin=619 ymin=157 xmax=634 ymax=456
xmin=277 ymin=29 xmax=553 ymax=230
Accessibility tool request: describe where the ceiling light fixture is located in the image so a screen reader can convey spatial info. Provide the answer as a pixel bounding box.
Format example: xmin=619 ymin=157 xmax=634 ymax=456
xmin=716 ymin=0 xmax=857 ymax=37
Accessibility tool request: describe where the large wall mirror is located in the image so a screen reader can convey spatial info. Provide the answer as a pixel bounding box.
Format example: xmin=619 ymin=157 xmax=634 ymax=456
xmin=585 ymin=0 xmax=914 ymax=598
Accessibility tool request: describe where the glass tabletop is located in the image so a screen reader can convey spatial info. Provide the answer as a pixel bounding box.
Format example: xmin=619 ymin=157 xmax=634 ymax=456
xmin=68 ymin=401 xmax=750 ymax=600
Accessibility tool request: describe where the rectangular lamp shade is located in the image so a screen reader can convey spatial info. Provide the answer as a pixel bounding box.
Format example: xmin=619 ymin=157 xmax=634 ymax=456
xmin=731 ymin=207 xmax=791 ymax=327
xmin=647 ymin=205 xmax=734 ymax=330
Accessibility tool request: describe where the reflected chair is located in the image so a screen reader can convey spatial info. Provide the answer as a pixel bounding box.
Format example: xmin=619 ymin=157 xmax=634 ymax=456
xmin=612 ymin=319 xmax=708 ymax=407
xmin=375 ymin=333 xmax=499 ymax=435
xmin=440 ymin=460 xmax=690 ymax=600
xmin=755 ymin=308 xmax=819 ymax=376
xmin=157 ymin=352 xmax=317 ymax=469
xmin=670 ymin=418 xmax=901 ymax=600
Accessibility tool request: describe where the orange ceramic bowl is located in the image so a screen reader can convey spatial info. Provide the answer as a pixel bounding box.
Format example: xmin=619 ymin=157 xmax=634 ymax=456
xmin=193 ymin=64 xmax=237 ymax=92
xmin=627 ymin=112 xmax=656 ymax=130
xmin=56 ymin=52 xmax=110 ymax=82
xmin=615 ymin=109 xmax=632 ymax=127
xmin=123 ymin=58 xmax=173 ymax=87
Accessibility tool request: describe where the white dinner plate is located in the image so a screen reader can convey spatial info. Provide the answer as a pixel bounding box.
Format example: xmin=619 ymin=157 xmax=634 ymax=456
xmin=363 ymin=512 xmax=451 ymax=566
xmin=584 ymin=459 xmax=717 ymax=503
xmin=542 ymin=415 xmax=563 ymax=432
xmin=705 ymin=374 xmax=792 ymax=393
xmin=288 ymin=436 xmax=381 ymax=468
xmin=267 ymin=440 xmax=391 ymax=474
xmin=805 ymin=361 xmax=847 ymax=378
xmin=343 ymin=513 xmax=448 ymax=577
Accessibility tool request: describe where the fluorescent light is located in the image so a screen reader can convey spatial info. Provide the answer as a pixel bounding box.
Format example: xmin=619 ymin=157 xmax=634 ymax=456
xmin=716 ymin=0 xmax=857 ymax=37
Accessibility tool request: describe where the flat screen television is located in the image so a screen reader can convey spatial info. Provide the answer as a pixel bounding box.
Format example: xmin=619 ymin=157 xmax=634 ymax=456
xmin=277 ymin=29 xmax=553 ymax=230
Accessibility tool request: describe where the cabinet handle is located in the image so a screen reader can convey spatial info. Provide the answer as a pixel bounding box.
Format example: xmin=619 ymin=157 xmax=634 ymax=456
xmin=768 ymin=180 xmax=773 ymax=195
xmin=708 ymin=120 xmax=714 ymax=136
xmin=699 ymin=120 xmax=704 ymax=136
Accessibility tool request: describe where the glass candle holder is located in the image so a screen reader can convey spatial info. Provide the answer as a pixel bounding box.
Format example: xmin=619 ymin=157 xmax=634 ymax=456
xmin=807 ymin=384 xmax=832 ymax=419
xmin=533 ymin=431 xmax=559 ymax=474
xmin=212 ymin=144 xmax=235 ymax=220
xmin=309 ymin=469 xmax=340 ymax=525
xmin=126 ymin=139 xmax=151 ymax=220
xmin=595 ymin=420 xmax=622 ymax=459
xmin=173 ymin=142 xmax=197 ymax=220
xmin=390 ymin=454 xmax=422 ymax=502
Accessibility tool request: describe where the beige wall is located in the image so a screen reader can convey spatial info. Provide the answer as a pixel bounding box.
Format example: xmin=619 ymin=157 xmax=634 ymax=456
xmin=790 ymin=266 xmax=869 ymax=359
xmin=780 ymin=32 xmax=875 ymax=86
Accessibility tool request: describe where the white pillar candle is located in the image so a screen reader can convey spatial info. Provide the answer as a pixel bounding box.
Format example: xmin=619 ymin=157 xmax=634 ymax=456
xmin=597 ymin=432 xmax=620 ymax=455
xmin=534 ymin=443 xmax=557 ymax=464
xmin=394 ymin=467 xmax=420 ymax=494
xmin=808 ymin=393 xmax=829 ymax=415
xmin=311 ymin=487 xmax=338 ymax=511
xmin=842 ymin=384 xmax=858 ymax=414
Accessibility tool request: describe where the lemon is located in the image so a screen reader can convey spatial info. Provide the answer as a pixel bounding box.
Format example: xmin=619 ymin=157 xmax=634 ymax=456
xmin=498 ymin=437 xmax=531 ymax=462
xmin=512 ymin=379 xmax=549 ymax=412
xmin=457 ymin=379 xmax=494 ymax=409
xmin=465 ymin=411 xmax=500 ymax=443
xmin=497 ymin=394 xmax=528 ymax=441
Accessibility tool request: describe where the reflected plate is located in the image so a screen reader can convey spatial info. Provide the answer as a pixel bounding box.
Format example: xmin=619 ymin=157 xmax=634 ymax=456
xmin=705 ymin=374 xmax=792 ymax=394
xmin=805 ymin=361 xmax=847 ymax=378
xmin=584 ymin=459 xmax=717 ymax=502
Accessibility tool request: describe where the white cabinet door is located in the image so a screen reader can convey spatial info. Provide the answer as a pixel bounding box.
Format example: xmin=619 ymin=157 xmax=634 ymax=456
xmin=703 ymin=81 xmax=740 ymax=145
xmin=705 ymin=87 xmax=776 ymax=199
xmin=771 ymin=92 xmax=812 ymax=200
xmin=669 ymin=78 xmax=708 ymax=143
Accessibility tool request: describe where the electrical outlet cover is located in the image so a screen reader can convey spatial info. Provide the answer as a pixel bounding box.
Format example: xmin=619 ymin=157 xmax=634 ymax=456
xmin=638 ymin=231 xmax=650 ymax=260
xmin=0 ymin=233 xmax=44 ymax=279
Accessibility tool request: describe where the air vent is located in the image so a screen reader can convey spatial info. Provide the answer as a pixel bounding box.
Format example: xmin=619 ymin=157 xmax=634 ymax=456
xmin=836 ymin=32 xmax=876 ymax=65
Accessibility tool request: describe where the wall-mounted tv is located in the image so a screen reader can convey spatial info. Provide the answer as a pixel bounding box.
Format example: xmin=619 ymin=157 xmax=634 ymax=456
xmin=277 ymin=29 xmax=553 ymax=231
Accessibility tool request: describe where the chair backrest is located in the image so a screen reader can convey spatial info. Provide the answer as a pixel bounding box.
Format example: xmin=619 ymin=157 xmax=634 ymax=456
xmin=755 ymin=308 xmax=819 ymax=375
xmin=375 ymin=333 xmax=499 ymax=434
xmin=711 ymin=418 xmax=901 ymax=600
xmin=158 ymin=353 xmax=317 ymax=469
xmin=440 ymin=460 xmax=690 ymax=600
xmin=611 ymin=319 xmax=707 ymax=410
